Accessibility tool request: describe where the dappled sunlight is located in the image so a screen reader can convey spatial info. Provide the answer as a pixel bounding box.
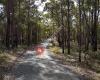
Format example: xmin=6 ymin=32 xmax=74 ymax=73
xmin=4 ymin=49 xmax=82 ymax=80
xmin=0 ymin=45 xmax=91 ymax=80
xmin=0 ymin=0 xmax=99 ymax=79
xmin=66 ymin=58 xmax=77 ymax=62
xmin=25 ymin=51 xmax=36 ymax=54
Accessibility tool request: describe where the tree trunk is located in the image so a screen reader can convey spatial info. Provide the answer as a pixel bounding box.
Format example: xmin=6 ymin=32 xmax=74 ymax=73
xmin=60 ymin=0 xmax=65 ymax=54
xmin=27 ymin=0 xmax=31 ymax=46
xmin=78 ymin=0 xmax=82 ymax=62
xmin=91 ymin=0 xmax=98 ymax=51
xmin=6 ymin=0 xmax=15 ymax=49
xmin=67 ymin=0 xmax=70 ymax=54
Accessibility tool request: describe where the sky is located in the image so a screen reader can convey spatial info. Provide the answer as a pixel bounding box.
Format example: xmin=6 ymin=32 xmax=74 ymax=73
xmin=0 ymin=0 xmax=47 ymax=13
xmin=34 ymin=0 xmax=50 ymax=12
xmin=35 ymin=0 xmax=78 ymax=12
xmin=0 ymin=4 xmax=3 ymax=13
xmin=0 ymin=4 xmax=3 ymax=8
xmin=0 ymin=0 xmax=77 ymax=13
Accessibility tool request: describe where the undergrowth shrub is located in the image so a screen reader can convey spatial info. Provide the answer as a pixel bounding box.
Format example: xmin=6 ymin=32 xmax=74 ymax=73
xmin=0 ymin=53 xmax=10 ymax=65
xmin=50 ymin=46 xmax=62 ymax=54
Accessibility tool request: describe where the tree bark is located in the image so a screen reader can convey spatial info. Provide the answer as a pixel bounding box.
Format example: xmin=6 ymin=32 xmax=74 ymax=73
xmin=67 ymin=0 xmax=70 ymax=54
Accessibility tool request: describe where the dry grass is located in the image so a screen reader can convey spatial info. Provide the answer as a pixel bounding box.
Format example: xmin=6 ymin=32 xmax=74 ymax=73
xmin=56 ymin=54 xmax=100 ymax=80
xmin=0 ymin=52 xmax=17 ymax=67
xmin=51 ymin=49 xmax=100 ymax=80
xmin=49 ymin=46 xmax=62 ymax=54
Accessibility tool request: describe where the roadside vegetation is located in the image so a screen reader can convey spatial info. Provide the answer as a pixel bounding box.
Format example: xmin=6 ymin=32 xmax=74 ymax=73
xmin=0 ymin=0 xmax=100 ymax=80
xmin=49 ymin=43 xmax=100 ymax=80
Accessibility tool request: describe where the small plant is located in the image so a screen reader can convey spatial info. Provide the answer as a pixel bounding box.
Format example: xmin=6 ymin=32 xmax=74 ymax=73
xmin=0 ymin=54 xmax=10 ymax=65
xmin=50 ymin=46 xmax=62 ymax=54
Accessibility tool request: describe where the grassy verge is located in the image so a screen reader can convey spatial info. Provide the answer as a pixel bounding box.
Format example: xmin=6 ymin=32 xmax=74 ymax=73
xmin=49 ymin=46 xmax=100 ymax=80
xmin=0 ymin=45 xmax=28 ymax=71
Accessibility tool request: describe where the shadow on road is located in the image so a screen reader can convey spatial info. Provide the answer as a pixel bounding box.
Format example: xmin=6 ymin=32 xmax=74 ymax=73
xmin=1 ymin=50 xmax=89 ymax=80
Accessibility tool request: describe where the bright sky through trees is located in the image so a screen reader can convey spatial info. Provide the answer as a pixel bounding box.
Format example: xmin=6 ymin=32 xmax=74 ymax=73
xmin=35 ymin=0 xmax=50 ymax=12
xmin=35 ymin=0 xmax=78 ymax=12
xmin=0 ymin=4 xmax=3 ymax=13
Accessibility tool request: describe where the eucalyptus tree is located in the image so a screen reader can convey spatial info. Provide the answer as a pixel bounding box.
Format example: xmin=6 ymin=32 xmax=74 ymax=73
xmin=91 ymin=0 xmax=99 ymax=51
xmin=78 ymin=0 xmax=82 ymax=62
xmin=45 ymin=0 xmax=65 ymax=53
xmin=67 ymin=0 xmax=71 ymax=54
xmin=81 ymin=0 xmax=99 ymax=52
xmin=5 ymin=0 xmax=16 ymax=49
xmin=44 ymin=0 xmax=74 ymax=54
xmin=0 ymin=0 xmax=46 ymax=48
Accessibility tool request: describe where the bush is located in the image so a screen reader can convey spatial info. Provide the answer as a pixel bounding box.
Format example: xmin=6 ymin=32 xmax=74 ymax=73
xmin=0 ymin=54 xmax=10 ymax=65
xmin=50 ymin=46 xmax=62 ymax=54
xmin=93 ymin=51 xmax=100 ymax=60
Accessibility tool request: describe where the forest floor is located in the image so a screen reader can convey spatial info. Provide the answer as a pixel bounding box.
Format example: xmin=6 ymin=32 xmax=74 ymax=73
xmin=0 ymin=46 xmax=28 ymax=73
xmin=0 ymin=45 xmax=100 ymax=80
xmin=50 ymin=47 xmax=100 ymax=80
xmin=10 ymin=49 xmax=89 ymax=80
xmin=0 ymin=47 xmax=88 ymax=80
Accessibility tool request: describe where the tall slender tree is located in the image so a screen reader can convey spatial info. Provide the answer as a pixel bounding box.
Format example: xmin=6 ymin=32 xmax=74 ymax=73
xmin=5 ymin=0 xmax=15 ymax=49
xmin=67 ymin=0 xmax=71 ymax=54
xmin=91 ymin=0 xmax=98 ymax=51
xmin=78 ymin=0 xmax=82 ymax=62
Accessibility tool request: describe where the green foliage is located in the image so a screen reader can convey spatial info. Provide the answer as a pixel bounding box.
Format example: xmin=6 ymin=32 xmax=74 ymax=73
xmin=50 ymin=46 xmax=62 ymax=54
xmin=0 ymin=0 xmax=6 ymax=5
xmin=88 ymin=50 xmax=100 ymax=60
